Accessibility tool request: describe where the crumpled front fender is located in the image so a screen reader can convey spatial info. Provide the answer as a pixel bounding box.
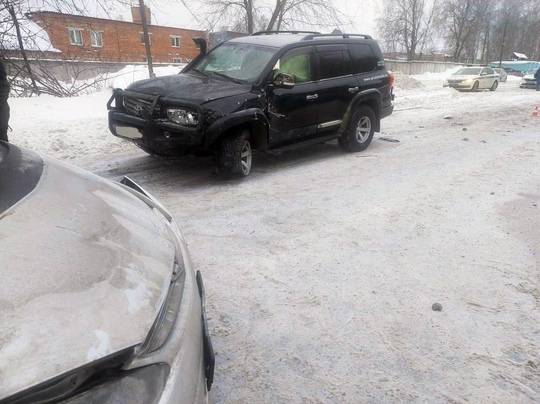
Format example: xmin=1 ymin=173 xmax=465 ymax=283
xmin=204 ymin=108 xmax=268 ymax=148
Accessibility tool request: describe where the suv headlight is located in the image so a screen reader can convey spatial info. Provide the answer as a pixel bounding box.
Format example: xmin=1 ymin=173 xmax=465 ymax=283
xmin=166 ymin=108 xmax=199 ymax=126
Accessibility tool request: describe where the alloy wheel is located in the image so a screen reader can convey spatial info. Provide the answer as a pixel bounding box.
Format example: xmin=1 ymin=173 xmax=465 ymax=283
xmin=355 ymin=116 xmax=372 ymax=143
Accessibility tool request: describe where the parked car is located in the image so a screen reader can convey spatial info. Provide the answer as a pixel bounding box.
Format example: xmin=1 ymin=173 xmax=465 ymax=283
xmin=520 ymin=71 xmax=537 ymax=89
xmin=108 ymin=31 xmax=395 ymax=177
xmin=501 ymin=67 xmax=523 ymax=77
xmin=493 ymin=67 xmax=507 ymax=82
xmin=443 ymin=67 xmax=499 ymax=91
xmin=0 ymin=141 xmax=214 ymax=403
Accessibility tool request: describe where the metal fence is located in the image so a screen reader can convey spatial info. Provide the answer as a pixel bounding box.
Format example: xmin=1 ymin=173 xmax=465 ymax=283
xmin=385 ymin=60 xmax=460 ymax=75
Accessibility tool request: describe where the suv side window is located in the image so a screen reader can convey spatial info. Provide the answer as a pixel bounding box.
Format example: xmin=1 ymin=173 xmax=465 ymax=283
xmin=349 ymin=44 xmax=377 ymax=74
xmin=274 ymin=47 xmax=312 ymax=84
xmin=318 ymin=50 xmax=350 ymax=79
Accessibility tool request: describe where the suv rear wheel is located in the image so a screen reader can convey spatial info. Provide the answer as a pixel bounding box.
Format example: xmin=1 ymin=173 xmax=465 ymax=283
xmin=338 ymin=105 xmax=376 ymax=152
xmin=215 ymin=129 xmax=252 ymax=176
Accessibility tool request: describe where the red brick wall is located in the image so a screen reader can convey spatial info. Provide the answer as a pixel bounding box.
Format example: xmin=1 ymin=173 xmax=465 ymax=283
xmin=29 ymin=12 xmax=206 ymax=64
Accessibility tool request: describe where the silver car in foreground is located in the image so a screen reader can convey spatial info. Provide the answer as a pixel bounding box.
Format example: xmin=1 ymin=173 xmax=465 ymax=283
xmin=0 ymin=141 xmax=214 ymax=403
xmin=443 ymin=67 xmax=499 ymax=91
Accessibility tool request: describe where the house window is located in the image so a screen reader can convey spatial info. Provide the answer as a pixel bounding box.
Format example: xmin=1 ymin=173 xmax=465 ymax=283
xmin=68 ymin=28 xmax=83 ymax=46
xmin=173 ymin=57 xmax=182 ymax=64
xmin=140 ymin=32 xmax=152 ymax=45
xmin=171 ymin=36 xmax=181 ymax=47
xmin=90 ymin=30 xmax=103 ymax=47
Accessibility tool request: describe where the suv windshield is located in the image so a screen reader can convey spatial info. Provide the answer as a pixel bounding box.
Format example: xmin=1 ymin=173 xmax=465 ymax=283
xmin=190 ymin=43 xmax=277 ymax=84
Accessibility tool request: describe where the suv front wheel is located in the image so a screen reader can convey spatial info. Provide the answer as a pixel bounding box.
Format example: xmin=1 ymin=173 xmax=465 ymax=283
xmin=338 ymin=105 xmax=376 ymax=152
xmin=214 ymin=129 xmax=252 ymax=176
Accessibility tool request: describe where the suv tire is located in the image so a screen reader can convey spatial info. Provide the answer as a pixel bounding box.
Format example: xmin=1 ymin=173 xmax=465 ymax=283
xmin=338 ymin=105 xmax=376 ymax=152
xmin=215 ymin=129 xmax=252 ymax=176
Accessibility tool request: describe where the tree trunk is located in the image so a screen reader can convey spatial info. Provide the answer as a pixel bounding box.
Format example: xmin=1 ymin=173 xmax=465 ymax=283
xmin=8 ymin=4 xmax=40 ymax=96
xmin=267 ymin=0 xmax=287 ymax=31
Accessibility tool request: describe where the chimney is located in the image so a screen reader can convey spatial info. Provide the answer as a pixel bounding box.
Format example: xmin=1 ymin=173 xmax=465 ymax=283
xmin=131 ymin=6 xmax=151 ymax=25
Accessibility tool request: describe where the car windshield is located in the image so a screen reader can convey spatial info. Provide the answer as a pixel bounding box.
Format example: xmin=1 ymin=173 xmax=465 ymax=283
xmin=190 ymin=43 xmax=277 ymax=84
xmin=453 ymin=68 xmax=482 ymax=75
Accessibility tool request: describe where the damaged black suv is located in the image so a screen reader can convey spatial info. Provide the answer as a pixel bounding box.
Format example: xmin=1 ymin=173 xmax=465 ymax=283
xmin=108 ymin=31 xmax=394 ymax=176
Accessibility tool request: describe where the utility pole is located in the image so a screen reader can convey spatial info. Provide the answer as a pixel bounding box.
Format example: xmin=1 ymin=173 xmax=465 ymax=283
xmin=138 ymin=0 xmax=154 ymax=78
xmin=498 ymin=19 xmax=508 ymax=67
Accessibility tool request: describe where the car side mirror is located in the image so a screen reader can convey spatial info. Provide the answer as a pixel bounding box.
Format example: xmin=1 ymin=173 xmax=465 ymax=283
xmin=273 ymin=73 xmax=295 ymax=89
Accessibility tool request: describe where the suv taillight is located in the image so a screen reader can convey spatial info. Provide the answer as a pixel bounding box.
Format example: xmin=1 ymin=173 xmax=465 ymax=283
xmin=388 ymin=71 xmax=395 ymax=88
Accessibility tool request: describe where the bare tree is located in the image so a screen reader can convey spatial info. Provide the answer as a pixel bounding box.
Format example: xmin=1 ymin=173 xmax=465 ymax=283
xmin=192 ymin=0 xmax=346 ymax=34
xmin=377 ymin=0 xmax=437 ymax=61
xmin=434 ymin=0 xmax=497 ymax=62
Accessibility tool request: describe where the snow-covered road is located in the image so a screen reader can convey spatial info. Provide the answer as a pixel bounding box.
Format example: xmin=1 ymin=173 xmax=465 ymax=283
xmin=9 ymin=73 xmax=540 ymax=403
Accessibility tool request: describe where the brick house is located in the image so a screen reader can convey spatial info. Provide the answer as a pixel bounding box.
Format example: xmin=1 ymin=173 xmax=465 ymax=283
xmin=27 ymin=8 xmax=206 ymax=64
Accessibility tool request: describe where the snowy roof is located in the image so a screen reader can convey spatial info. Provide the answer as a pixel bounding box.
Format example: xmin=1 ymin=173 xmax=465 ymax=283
xmin=511 ymin=52 xmax=528 ymax=59
xmin=1 ymin=20 xmax=60 ymax=52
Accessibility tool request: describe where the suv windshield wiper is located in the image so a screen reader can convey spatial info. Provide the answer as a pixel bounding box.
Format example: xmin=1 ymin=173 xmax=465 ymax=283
xmin=208 ymin=71 xmax=244 ymax=84
xmin=191 ymin=68 xmax=208 ymax=77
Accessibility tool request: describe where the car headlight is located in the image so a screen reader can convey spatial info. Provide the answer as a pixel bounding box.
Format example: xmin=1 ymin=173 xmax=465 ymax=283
xmin=65 ymin=364 xmax=169 ymax=404
xmin=463 ymin=79 xmax=473 ymax=84
xmin=166 ymin=108 xmax=199 ymax=126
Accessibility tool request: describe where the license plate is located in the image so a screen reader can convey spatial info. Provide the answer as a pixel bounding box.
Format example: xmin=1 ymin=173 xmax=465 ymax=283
xmin=115 ymin=126 xmax=142 ymax=139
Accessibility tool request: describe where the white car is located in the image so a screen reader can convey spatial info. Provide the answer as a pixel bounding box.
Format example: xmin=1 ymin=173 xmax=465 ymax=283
xmin=443 ymin=67 xmax=499 ymax=91
xmin=0 ymin=142 xmax=214 ymax=403
xmin=519 ymin=71 xmax=537 ymax=89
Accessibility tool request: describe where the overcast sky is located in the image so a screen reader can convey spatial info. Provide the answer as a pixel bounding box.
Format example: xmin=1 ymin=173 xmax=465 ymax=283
xmin=116 ymin=0 xmax=382 ymax=38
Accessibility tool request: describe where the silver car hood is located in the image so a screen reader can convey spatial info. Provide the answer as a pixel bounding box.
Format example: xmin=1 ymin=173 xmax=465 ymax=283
xmin=0 ymin=156 xmax=175 ymax=399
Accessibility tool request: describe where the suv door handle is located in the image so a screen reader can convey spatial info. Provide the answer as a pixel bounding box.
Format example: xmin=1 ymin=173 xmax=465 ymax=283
xmin=348 ymin=87 xmax=359 ymax=93
xmin=306 ymin=94 xmax=318 ymax=100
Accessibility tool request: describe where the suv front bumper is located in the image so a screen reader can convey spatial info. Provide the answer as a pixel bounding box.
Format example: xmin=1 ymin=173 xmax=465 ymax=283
xmin=107 ymin=90 xmax=205 ymax=155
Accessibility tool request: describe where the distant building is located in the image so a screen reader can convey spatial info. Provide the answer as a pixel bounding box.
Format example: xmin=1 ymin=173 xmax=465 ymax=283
xmin=26 ymin=9 xmax=206 ymax=64
xmin=510 ymin=52 xmax=528 ymax=61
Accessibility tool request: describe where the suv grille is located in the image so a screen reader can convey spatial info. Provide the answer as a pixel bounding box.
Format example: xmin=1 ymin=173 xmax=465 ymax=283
xmin=124 ymin=96 xmax=155 ymax=117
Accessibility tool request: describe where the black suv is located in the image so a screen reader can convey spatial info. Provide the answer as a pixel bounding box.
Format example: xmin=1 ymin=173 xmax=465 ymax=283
xmin=108 ymin=31 xmax=394 ymax=176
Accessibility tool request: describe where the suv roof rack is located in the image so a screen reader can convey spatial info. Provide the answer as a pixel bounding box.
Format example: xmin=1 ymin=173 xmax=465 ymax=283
xmin=251 ymin=30 xmax=321 ymax=36
xmin=301 ymin=33 xmax=373 ymax=40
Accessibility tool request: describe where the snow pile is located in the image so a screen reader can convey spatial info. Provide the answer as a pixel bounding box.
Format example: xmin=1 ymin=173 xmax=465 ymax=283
xmin=106 ymin=64 xmax=186 ymax=89
xmin=392 ymin=71 xmax=425 ymax=90
xmin=2 ymin=20 xmax=60 ymax=52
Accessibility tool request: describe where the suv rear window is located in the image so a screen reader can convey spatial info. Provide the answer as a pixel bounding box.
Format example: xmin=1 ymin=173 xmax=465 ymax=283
xmin=349 ymin=44 xmax=377 ymax=74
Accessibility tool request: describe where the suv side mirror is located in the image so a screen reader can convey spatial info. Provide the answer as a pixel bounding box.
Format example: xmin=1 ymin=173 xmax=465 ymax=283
xmin=273 ymin=73 xmax=295 ymax=89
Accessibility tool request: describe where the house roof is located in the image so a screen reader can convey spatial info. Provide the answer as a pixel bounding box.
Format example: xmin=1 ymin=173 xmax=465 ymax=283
xmin=511 ymin=52 xmax=528 ymax=59
xmin=1 ymin=19 xmax=59 ymax=52
xmin=26 ymin=11 xmax=206 ymax=33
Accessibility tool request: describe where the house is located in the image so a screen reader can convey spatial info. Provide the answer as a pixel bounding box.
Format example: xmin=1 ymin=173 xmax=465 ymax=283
xmin=26 ymin=8 xmax=206 ymax=64
xmin=511 ymin=52 xmax=528 ymax=61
